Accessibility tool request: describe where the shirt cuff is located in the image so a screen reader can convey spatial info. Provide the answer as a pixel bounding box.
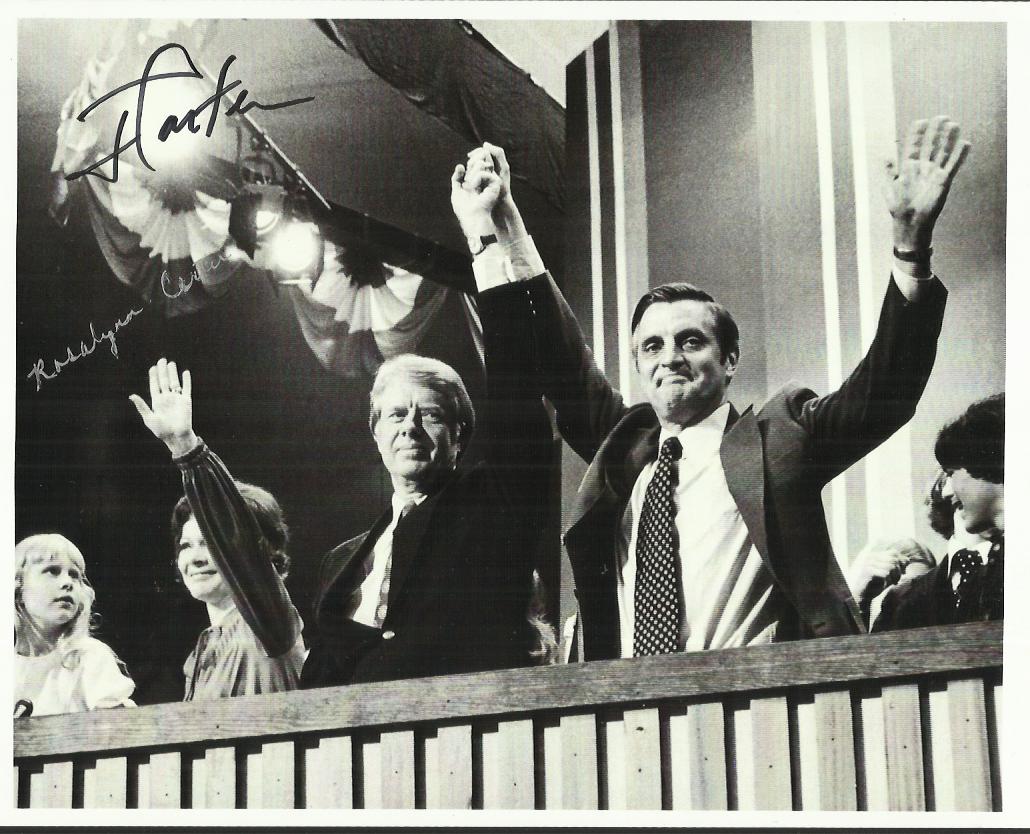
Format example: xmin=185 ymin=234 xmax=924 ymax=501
xmin=892 ymin=256 xmax=936 ymax=300
xmin=470 ymin=233 xmax=546 ymax=292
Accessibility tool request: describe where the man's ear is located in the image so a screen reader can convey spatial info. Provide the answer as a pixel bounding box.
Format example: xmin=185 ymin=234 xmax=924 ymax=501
xmin=724 ymin=348 xmax=740 ymax=380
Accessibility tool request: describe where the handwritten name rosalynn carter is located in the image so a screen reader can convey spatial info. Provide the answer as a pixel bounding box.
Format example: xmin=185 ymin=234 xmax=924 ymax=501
xmin=26 ymin=307 xmax=144 ymax=392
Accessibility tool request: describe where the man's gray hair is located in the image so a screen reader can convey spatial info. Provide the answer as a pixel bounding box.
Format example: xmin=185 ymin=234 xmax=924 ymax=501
xmin=369 ymin=354 xmax=476 ymax=454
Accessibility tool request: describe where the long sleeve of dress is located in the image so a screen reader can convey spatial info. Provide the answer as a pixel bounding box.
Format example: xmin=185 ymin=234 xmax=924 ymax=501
xmin=174 ymin=440 xmax=301 ymax=658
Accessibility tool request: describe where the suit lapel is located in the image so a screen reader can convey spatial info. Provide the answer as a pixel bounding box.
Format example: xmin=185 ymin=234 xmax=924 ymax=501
xmin=316 ymin=511 xmax=390 ymax=625
xmin=720 ymin=405 xmax=770 ymax=563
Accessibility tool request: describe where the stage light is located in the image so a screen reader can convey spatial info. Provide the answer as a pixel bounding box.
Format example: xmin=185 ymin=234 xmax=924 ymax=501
xmin=139 ymin=74 xmax=209 ymax=170
xmin=269 ymin=219 xmax=325 ymax=283
xmin=228 ymin=184 xmax=286 ymax=257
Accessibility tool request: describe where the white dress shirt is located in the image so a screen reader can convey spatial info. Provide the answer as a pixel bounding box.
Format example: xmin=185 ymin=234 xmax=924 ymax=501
xmin=350 ymin=492 xmax=426 ymax=627
xmin=616 ymin=404 xmax=781 ymax=655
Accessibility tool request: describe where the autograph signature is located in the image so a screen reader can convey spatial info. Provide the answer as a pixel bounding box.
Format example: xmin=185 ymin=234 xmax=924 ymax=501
xmin=27 ymin=307 xmax=144 ymax=392
xmin=66 ymin=42 xmax=314 ymax=183
xmin=160 ymin=251 xmax=228 ymax=299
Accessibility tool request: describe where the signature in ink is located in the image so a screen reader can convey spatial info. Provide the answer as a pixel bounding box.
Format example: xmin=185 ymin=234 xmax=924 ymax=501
xmin=27 ymin=307 xmax=144 ymax=392
xmin=160 ymin=251 xmax=230 ymax=299
xmin=66 ymin=42 xmax=314 ymax=183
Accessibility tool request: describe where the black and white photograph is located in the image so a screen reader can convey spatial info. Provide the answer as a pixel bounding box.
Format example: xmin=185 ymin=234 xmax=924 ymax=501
xmin=10 ymin=3 xmax=1017 ymax=822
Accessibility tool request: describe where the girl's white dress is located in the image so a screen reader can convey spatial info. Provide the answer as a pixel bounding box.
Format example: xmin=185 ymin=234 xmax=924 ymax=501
xmin=14 ymin=637 xmax=136 ymax=716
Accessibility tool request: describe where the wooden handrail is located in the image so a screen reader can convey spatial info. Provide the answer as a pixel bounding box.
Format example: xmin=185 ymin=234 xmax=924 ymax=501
xmin=14 ymin=621 xmax=1001 ymax=760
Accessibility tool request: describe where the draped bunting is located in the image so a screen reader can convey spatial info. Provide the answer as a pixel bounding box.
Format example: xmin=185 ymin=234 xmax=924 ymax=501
xmin=317 ymin=19 xmax=566 ymax=211
xmin=47 ymin=18 xmax=478 ymax=378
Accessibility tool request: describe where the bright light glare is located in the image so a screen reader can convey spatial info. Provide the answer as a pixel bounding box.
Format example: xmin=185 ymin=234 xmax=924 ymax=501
xmin=138 ymin=74 xmax=208 ymax=168
xmin=271 ymin=222 xmax=323 ymax=274
xmin=255 ymin=209 xmax=281 ymax=236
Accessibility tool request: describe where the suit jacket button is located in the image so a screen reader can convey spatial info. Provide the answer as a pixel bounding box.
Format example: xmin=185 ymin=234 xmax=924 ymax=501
xmin=382 ymin=630 xmax=396 ymax=640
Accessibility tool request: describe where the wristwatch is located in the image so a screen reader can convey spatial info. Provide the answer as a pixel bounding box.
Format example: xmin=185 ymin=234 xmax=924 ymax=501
xmin=469 ymin=234 xmax=498 ymax=257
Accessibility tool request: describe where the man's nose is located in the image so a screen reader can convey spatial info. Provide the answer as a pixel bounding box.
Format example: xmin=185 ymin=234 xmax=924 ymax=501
xmin=399 ymin=407 xmax=424 ymax=432
xmin=659 ymin=344 xmax=685 ymax=366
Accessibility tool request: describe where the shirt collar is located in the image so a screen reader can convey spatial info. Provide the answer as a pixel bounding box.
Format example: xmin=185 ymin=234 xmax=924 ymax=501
xmin=659 ymin=402 xmax=731 ymax=458
xmin=391 ymin=491 xmax=427 ymax=520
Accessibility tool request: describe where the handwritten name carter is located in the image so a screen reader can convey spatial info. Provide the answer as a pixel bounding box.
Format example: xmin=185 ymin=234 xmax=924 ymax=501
xmin=27 ymin=307 xmax=144 ymax=392
xmin=66 ymin=42 xmax=314 ymax=183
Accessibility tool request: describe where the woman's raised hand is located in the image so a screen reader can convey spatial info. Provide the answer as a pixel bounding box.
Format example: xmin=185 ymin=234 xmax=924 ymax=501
xmin=129 ymin=358 xmax=200 ymax=457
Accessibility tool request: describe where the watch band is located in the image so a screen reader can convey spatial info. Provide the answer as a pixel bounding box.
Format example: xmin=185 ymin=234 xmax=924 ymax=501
xmin=470 ymin=234 xmax=498 ymax=257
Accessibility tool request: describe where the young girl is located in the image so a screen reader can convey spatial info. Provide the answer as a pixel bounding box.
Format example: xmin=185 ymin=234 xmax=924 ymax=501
xmin=131 ymin=359 xmax=306 ymax=700
xmin=14 ymin=534 xmax=135 ymax=716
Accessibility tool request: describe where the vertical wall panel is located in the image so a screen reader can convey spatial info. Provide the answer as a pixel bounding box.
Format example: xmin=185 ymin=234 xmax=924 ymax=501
xmin=147 ymin=752 xmax=182 ymax=809
xmin=482 ymin=718 xmax=535 ymax=809
xmin=559 ymin=711 xmax=599 ymax=809
xmin=882 ymin=683 xmax=926 ymax=810
xmin=82 ymin=756 xmax=128 ymax=808
xmin=303 ymin=735 xmax=353 ymax=809
xmin=380 ymin=730 xmax=416 ymax=809
xmin=431 ymin=724 xmax=473 ymax=809
xmin=814 ymin=689 xmax=858 ymax=810
xmin=608 ymin=20 xmax=650 ymax=402
xmin=668 ymin=700 xmax=727 ymax=810
xmin=28 ymin=761 xmax=73 ymax=809
xmin=947 ymin=677 xmax=992 ymax=811
xmin=259 ymin=740 xmax=295 ymax=809
xmin=749 ymin=696 xmax=792 ymax=811
xmin=202 ymin=745 xmax=236 ymax=809
xmin=622 ymin=707 xmax=663 ymax=809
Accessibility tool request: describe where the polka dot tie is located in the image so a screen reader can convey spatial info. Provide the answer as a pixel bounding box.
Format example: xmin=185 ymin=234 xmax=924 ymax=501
xmin=950 ymin=548 xmax=983 ymax=618
xmin=633 ymin=437 xmax=682 ymax=657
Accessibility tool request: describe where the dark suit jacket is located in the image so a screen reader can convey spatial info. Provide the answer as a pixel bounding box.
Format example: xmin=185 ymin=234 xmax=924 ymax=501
xmin=488 ymin=272 xmax=948 ymax=661
xmin=302 ymin=289 xmax=554 ymax=687
xmin=873 ymin=543 xmax=1004 ymax=631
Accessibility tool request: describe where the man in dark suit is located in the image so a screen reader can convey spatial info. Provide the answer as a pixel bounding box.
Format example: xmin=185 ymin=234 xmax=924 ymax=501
xmin=874 ymin=393 xmax=1004 ymax=631
xmin=302 ymin=305 xmax=554 ymax=686
xmin=451 ymin=116 xmax=969 ymax=660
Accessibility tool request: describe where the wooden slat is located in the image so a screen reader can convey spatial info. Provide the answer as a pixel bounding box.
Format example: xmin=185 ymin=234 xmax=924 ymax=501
xmin=813 ymin=689 xmax=857 ymax=810
xmin=260 ymin=740 xmax=295 ymax=809
xmin=749 ymin=696 xmax=791 ymax=811
xmin=483 ymin=718 xmax=534 ymax=809
xmin=540 ymin=719 xmax=561 ymax=810
xmin=559 ymin=712 xmax=598 ymax=809
xmin=15 ymin=622 xmax=1001 ymax=759
xmin=303 ymin=735 xmax=353 ymax=809
xmin=858 ymin=688 xmax=887 ymax=810
xmin=431 ymin=724 xmax=472 ymax=809
xmin=380 ymin=730 xmax=416 ymax=809
xmin=601 ymin=710 xmax=626 ymax=810
xmin=689 ymin=700 xmax=727 ymax=810
xmin=623 ymin=707 xmax=662 ymax=810
xmin=882 ymin=683 xmax=925 ymax=810
xmin=202 ymin=745 xmax=236 ymax=809
xmin=927 ymin=684 xmax=953 ymax=810
xmin=360 ymin=735 xmax=383 ymax=809
xmin=147 ymin=751 xmax=181 ymax=809
xmin=83 ymin=755 xmax=127 ymax=808
xmin=947 ymin=677 xmax=992 ymax=811
xmin=28 ymin=761 xmax=73 ymax=808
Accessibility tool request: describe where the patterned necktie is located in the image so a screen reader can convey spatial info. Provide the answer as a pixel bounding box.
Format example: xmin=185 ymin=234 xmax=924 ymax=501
xmin=374 ymin=500 xmax=417 ymax=628
xmin=950 ymin=548 xmax=984 ymax=620
xmin=633 ymin=436 xmax=682 ymax=656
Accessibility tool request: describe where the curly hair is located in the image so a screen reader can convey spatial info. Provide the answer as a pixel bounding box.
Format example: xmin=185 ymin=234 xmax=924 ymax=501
xmin=935 ymin=393 xmax=1004 ymax=484
xmin=171 ymin=481 xmax=291 ymax=584
xmin=15 ymin=534 xmax=97 ymax=668
xmin=926 ymin=469 xmax=957 ymax=539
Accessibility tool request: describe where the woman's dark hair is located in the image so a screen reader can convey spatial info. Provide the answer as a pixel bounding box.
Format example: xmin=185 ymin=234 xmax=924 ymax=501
xmin=171 ymin=482 xmax=291 ymax=581
xmin=934 ymin=393 xmax=1004 ymax=484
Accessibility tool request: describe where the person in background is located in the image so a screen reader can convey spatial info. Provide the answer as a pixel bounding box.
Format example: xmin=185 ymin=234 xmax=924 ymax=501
xmin=131 ymin=360 xmax=306 ymax=700
xmin=847 ymin=538 xmax=936 ymax=628
xmin=452 ymin=116 xmax=968 ymax=659
xmin=873 ymin=393 xmax=1004 ymax=630
xmin=15 ymin=534 xmax=135 ymax=716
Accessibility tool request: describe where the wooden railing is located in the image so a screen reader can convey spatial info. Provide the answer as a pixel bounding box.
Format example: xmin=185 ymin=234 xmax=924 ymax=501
xmin=14 ymin=621 xmax=1001 ymax=810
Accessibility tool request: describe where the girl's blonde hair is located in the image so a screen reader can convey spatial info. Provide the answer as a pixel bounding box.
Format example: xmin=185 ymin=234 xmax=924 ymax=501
xmin=14 ymin=534 xmax=97 ymax=667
